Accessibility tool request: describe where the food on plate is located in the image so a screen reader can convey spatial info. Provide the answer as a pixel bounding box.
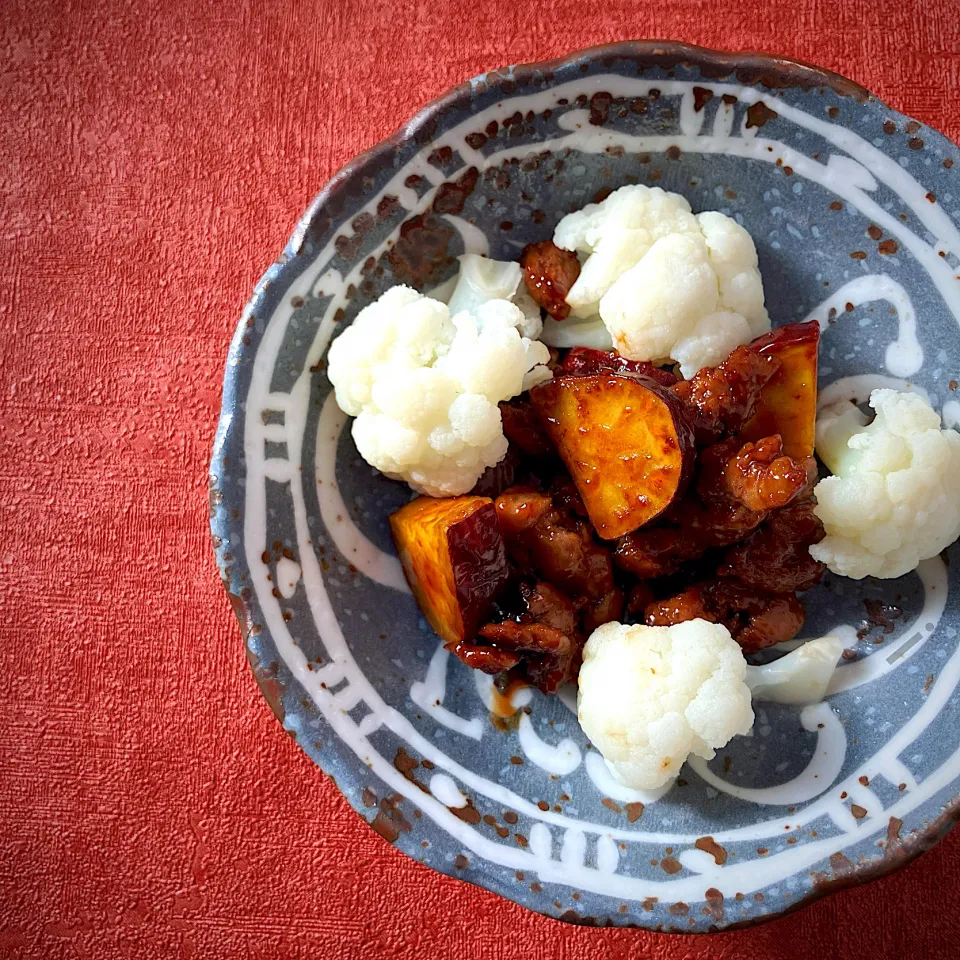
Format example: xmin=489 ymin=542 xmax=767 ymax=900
xmin=744 ymin=635 xmax=845 ymax=705
xmin=614 ymin=429 xmax=817 ymax=583
xmin=519 ymin=241 xmax=581 ymax=321
xmin=327 ymin=285 xmax=551 ymax=496
xmin=550 ymin=186 xmax=769 ymax=374
xmin=719 ymin=501 xmax=826 ymax=593
xmin=577 ymin=621 xmax=754 ymax=790
xmin=810 ymin=389 xmax=960 ymax=579
xmin=529 ymin=372 xmax=696 ymax=539
xmin=671 ymin=343 xmax=780 ymax=441
xmin=447 ymin=253 xmax=543 ymax=338
xmin=739 ymin=320 xmax=820 ymax=458
xmin=645 ymin=579 xmax=806 ymax=654
xmin=389 ymin=495 xmax=510 ymax=645
xmin=559 ymin=346 xmax=678 ymax=384
xmin=325 ymin=185 xmax=960 ymax=791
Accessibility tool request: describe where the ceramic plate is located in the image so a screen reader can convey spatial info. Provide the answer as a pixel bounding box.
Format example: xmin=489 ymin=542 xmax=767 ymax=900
xmin=210 ymin=42 xmax=960 ymax=930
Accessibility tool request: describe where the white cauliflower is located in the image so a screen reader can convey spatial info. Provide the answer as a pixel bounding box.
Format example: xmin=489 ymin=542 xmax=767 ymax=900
xmin=446 ymin=254 xmax=542 ymax=339
xmin=810 ymin=389 xmax=960 ymax=579
xmin=327 ymin=284 xmax=551 ymax=497
xmin=577 ymin=620 xmax=754 ymax=789
xmin=553 ymin=186 xmax=769 ymax=375
xmin=745 ymin=636 xmax=845 ymax=705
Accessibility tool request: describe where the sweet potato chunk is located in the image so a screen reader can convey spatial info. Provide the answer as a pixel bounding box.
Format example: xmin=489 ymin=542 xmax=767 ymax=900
xmin=390 ymin=496 xmax=509 ymax=645
xmin=530 ymin=373 xmax=695 ymax=539
xmin=740 ymin=321 xmax=820 ymax=458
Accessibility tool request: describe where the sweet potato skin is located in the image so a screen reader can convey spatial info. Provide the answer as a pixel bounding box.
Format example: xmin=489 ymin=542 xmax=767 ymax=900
xmin=389 ymin=496 xmax=509 ymax=644
xmin=529 ymin=373 xmax=695 ymax=539
xmin=740 ymin=321 xmax=820 ymax=459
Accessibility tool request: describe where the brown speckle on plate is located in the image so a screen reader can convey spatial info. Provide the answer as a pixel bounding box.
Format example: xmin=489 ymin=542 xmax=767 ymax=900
xmin=745 ymin=101 xmax=777 ymax=129
xmin=695 ymin=836 xmax=728 ymax=866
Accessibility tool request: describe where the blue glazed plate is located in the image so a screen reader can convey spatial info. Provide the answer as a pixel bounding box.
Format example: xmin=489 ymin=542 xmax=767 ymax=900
xmin=210 ymin=42 xmax=960 ymax=931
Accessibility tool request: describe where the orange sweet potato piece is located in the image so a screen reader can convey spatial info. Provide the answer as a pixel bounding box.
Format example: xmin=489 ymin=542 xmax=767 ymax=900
xmin=529 ymin=373 xmax=695 ymax=539
xmin=740 ymin=321 xmax=820 ymax=459
xmin=390 ymin=496 xmax=510 ymax=645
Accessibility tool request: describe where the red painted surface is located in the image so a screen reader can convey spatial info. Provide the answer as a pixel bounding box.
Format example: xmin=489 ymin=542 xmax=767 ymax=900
xmin=2 ymin=1 xmax=960 ymax=957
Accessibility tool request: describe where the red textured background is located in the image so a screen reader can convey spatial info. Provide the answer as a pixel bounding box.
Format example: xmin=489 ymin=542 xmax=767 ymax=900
xmin=3 ymin=1 xmax=960 ymax=957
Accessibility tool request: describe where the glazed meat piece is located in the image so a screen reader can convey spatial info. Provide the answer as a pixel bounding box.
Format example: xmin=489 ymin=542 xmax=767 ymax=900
xmin=615 ymin=524 xmax=699 ymax=579
xmin=452 ymin=581 xmax=582 ymax=694
xmin=520 ymin=240 xmax=581 ymax=320
xmin=472 ymin=582 xmax=581 ymax=693
xmin=645 ymin=578 xmax=805 ymax=653
xmin=582 ymin=588 xmax=625 ymax=635
xmin=525 ymin=513 xmax=616 ymax=601
xmin=561 ymin=347 xmax=679 ymax=386
xmin=494 ymin=488 xmax=553 ymax=537
xmin=476 ymin=620 xmax=574 ymax=693
xmin=696 ymin=434 xmax=815 ymax=514
xmin=520 ymin=581 xmax=578 ymax=635
xmin=499 ymin=397 xmax=555 ymax=458
xmin=626 ymin=582 xmax=656 ymax=616
xmin=693 ymin=498 xmax=768 ymax=548
xmin=644 ymin=583 xmax=713 ymax=625
xmin=471 ymin=446 xmax=521 ymax=498
xmin=449 ymin=641 xmax=521 ymax=674
xmin=720 ymin=501 xmax=826 ymax=593
xmin=494 ymin=487 xmax=616 ymax=602
xmin=734 ymin=590 xmax=806 ymax=653
xmin=672 ymin=345 xmax=780 ymax=442
xmin=723 ymin=436 xmax=816 ymax=512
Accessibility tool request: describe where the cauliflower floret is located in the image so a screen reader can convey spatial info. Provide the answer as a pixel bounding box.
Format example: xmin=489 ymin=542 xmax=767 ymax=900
xmin=670 ymin=311 xmax=751 ymax=380
xmin=601 ymin=233 xmax=718 ymax=361
xmin=553 ymin=185 xmax=770 ymax=372
xmin=556 ymin=185 xmax=700 ymax=320
xmin=745 ymin=635 xmax=845 ymax=705
xmin=327 ymin=286 xmax=549 ymax=497
xmin=810 ymin=389 xmax=960 ymax=579
xmin=446 ymin=254 xmax=543 ymax=339
xmin=696 ymin=211 xmax=769 ymax=338
xmin=577 ymin=620 xmax=754 ymax=789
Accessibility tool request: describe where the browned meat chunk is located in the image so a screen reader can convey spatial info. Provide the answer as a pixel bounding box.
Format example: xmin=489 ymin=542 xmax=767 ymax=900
xmin=720 ymin=501 xmax=826 ymax=593
xmin=645 ymin=578 xmax=805 ymax=653
xmin=477 ymin=620 xmax=573 ymax=693
xmin=722 ymin=436 xmax=816 ymax=512
xmin=561 ymin=347 xmax=679 ymax=386
xmin=672 ymin=345 xmax=780 ymax=441
xmin=499 ymin=397 xmax=555 ymax=458
xmin=520 ymin=241 xmax=581 ymax=320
